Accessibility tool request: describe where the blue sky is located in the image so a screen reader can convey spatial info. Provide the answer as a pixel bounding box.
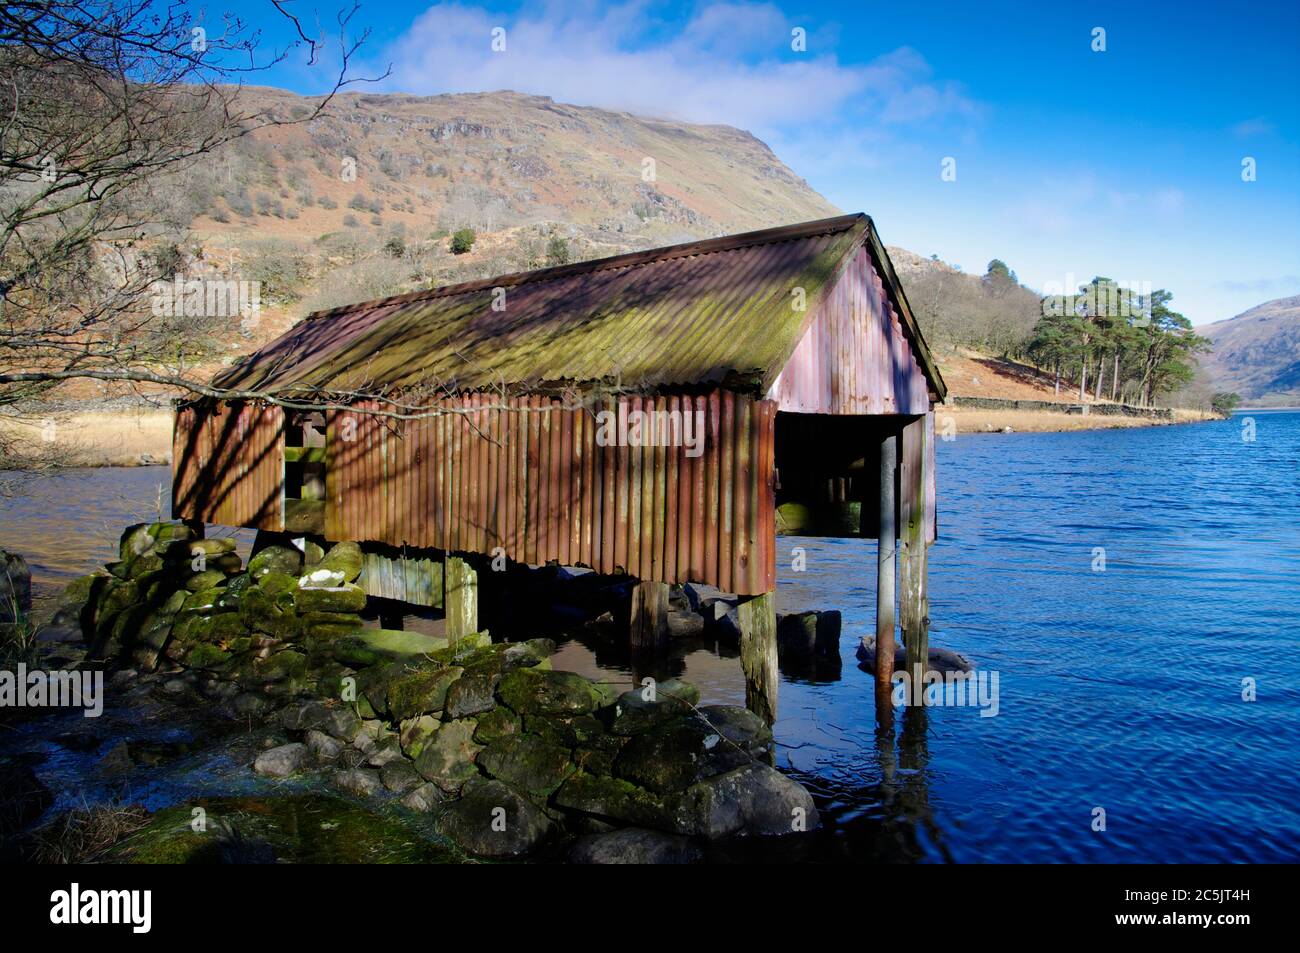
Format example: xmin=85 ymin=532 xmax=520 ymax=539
xmin=225 ymin=0 xmax=1299 ymax=325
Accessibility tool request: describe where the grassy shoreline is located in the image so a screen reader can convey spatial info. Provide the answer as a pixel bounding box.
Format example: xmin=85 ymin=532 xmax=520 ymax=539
xmin=1 ymin=404 xmax=1220 ymax=468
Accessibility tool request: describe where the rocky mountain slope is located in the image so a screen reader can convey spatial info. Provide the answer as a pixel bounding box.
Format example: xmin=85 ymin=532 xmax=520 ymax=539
xmin=1196 ymin=296 xmax=1300 ymax=406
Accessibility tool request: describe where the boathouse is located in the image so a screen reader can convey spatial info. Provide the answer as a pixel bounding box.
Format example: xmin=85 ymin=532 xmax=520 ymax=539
xmin=172 ymin=213 xmax=947 ymax=721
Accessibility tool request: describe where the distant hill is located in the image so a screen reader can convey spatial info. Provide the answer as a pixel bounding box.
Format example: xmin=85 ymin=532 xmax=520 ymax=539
xmin=1197 ymin=295 xmax=1300 ymax=406
xmin=148 ymin=87 xmax=841 ymax=359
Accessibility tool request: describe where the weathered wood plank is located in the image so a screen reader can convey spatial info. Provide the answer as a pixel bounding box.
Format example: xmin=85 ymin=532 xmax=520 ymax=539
xmin=899 ymin=413 xmax=930 ymax=704
xmin=629 ymin=579 xmax=670 ymax=653
xmin=876 ymin=430 xmax=897 ymax=712
xmin=445 ymin=552 xmax=479 ymax=640
xmin=737 ymin=590 xmax=778 ymax=725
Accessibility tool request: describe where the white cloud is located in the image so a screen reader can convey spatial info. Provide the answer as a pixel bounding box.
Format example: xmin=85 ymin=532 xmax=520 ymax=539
xmin=371 ymin=2 xmax=978 ymax=134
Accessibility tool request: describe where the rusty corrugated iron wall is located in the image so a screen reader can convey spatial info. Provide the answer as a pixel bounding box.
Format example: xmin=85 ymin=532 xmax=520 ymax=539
xmin=321 ymin=388 xmax=776 ymax=595
xmin=173 ymin=402 xmax=284 ymax=530
xmin=766 ymin=242 xmax=931 ymax=415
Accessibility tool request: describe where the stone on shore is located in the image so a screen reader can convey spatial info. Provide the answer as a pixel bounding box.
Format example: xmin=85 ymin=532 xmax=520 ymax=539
xmin=435 ymin=778 xmax=552 ymax=858
xmin=253 ymin=743 xmax=308 ymax=779
xmin=569 ymin=827 xmax=703 ymax=864
xmin=673 ymin=763 xmax=820 ymax=839
xmin=496 ymin=667 xmax=613 ymax=716
xmin=412 ymin=718 xmax=482 ymax=794
xmin=477 ymin=734 xmax=576 ymax=797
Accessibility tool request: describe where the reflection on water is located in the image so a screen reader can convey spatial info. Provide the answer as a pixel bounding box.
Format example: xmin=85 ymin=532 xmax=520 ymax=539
xmin=3 ymin=411 xmax=1299 ymax=862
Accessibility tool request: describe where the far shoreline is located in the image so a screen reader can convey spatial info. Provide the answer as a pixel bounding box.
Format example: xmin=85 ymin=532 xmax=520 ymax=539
xmin=1 ymin=402 xmax=1232 ymax=469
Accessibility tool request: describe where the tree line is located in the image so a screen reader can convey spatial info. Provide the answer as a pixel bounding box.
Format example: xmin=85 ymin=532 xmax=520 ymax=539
xmin=907 ymin=259 xmax=1215 ymax=408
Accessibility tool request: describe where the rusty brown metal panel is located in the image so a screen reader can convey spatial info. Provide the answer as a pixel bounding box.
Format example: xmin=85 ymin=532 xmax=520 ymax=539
xmin=733 ymin=397 xmax=750 ymax=593
xmin=601 ymin=396 xmax=617 ymax=574
xmin=558 ymin=403 xmax=572 ymax=566
xmin=717 ymin=391 xmax=735 ymax=593
xmin=172 ymin=402 xmax=283 ymax=530
xmin=186 ymin=388 xmax=783 ymax=596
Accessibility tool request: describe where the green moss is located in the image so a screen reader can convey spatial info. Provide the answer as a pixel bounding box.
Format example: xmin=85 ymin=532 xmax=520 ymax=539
xmin=184 ymin=644 xmax=231 ymax=670
xmin=106 ymin=795 xmax=464 ymax=864
xmin=477 ymin=734 xmax=575 ymax=797
xmin=497 ymin=668 xmax=611 ymax=717
xmin=184 ymin=570 xmax=227 ymax=592
xmin=293 ymin=583 xmax=366 ymax=614
xmin=248 ymin=545 xmax=302 ymax=579
xmin=553 ymin=772 xmax=673 ymax=829
xmin=332 ymin=628 xmax=447 ymax=667
xmin=318 ymin=541 xmax=363 ymax=582
xmin=473 ymin=706 xmax=521 ymax=745
xmin=385 ymin=665 xmax=463 ymax=721
xmin=256 ymin=571 xmax=299 ymax=596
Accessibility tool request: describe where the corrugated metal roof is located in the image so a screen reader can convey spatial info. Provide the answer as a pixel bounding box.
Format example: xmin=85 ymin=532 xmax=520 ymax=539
xmin=216 ymin=213 xmax=944 ymax=399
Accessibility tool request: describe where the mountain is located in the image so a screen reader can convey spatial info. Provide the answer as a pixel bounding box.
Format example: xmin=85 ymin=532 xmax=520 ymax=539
xmin=158 ymin=87 xmax=840 ymax=352
xmin=1196 ymin=296 xmax=1300 ymax=406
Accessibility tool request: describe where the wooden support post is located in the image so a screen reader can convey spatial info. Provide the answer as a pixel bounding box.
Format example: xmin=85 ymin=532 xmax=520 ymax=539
xmin=899 ymin=414 xmax=931 ymax=705
xmin=444 ymin=552 xmax=479 ymax=641
xmin=737 ymin=591 xmax=779 ymax=725
xmin=875 ymin=429 xmax=897 ymax=715
xmin=628 ymin=580 xmax=670 ymax=653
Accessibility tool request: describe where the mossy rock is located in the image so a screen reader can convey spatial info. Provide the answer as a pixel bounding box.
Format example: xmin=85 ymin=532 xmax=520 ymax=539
xmin=523 ymin=712 xmax=609 ymax=749
xmin=553 ymin=772 xmax=674 ymax=829
xmin=206 ymin=612 xmax=251 ymax=645
xmin=302 ymin=539 xmax=326 ymax=567
xmin=118 ymin=523 xmax=152 ymax=561
xmin=318 ymin=541 xmax=363 ymax=583
xmin=413 ymin=718 xmax=482 ymax=794
xmin=612 ymin=707 xmax=773 ymax=795
xmin=210 ymin=552 xmax=244 ymax=575
xmin=256 ymin=571 xmax=299 ymax=596
xmin=152 ymin=521 xmax=197 ymax=542
xmin=435 ymin=778 xmax=552 ymax=859
xmin=106 ymin=795 xmax=462 ymax=864
xmin=248 ymin=544 xmax=302 ymax=579
xmin=60 ymin=573 xmax=100 ymax=610
xmin=333 ymin=628 xmax=448 ymax=668
xmin=97 ymin=578 xmax=140 ymax=618
xmin=477 ymin=734 xmax=576 ymax=797
xmin=572 ymin=741 xmax=624 ymax=778
xmin=184 ymin=643 xmax=232 ymax=670
xmin=184 ymin=569 xmax=227 ymax=592
xmin=257 ymin=649 xmax=309 ymax=683
xmin=130 ymin=620 xmax=173 ymax=671
xmin=496 ymin=668 xmax=613 ymax=717
xmin=294 ymin=583 xmax=366 ymax=614
xmin=386 ymin=665 xmax=463 ymax=721
xmin=444 ymin=671 xmax=498 ymax=719
xmin=301 ymin=610 xmax=362 ymax=628
xmin=472 ymin=706 xmax=520 ymax=745
xmin=165 ymin=537 xmax=235 ymax=559
xmin=180 ymin=587 xmax=232 ymax=616
xmin=607 ymin=678 xmax=701 ymax=735
xmin=239 ymin=585 xmax=299 ymax=640
xmin=124 ymin=552 xmax=168 ymax=580
xmin=399 ymin=715 xmax=441 ymax=760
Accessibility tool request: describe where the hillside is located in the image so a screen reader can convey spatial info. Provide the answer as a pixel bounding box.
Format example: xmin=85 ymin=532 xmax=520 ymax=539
xmin=1196 ymin=296 xmax=1300 ymax=406
xmin=128 ymin=87 xmax=840 ymax=366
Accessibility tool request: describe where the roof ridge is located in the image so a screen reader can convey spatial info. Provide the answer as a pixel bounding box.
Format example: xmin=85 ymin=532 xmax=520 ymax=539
xmin=304 ymin=213 xmax=866 ymax=321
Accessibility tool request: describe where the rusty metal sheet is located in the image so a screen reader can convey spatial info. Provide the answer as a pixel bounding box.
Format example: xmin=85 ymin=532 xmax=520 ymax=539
xmin=766 ymin=242 xmax=932 ymax=415
xmin=291 ymin=388 xmax=776 ymax=594
xmin=172 ymin=402 xmax=283 ymax=530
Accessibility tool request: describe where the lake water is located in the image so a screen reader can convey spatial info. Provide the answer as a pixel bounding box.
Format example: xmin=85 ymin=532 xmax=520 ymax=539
xmin=3 ymin=411 xmax=1298 ymax=862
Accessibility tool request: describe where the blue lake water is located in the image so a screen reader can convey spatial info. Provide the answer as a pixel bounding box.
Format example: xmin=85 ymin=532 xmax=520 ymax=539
xmin=3 ymin=411 xmax=1298 ymax=862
